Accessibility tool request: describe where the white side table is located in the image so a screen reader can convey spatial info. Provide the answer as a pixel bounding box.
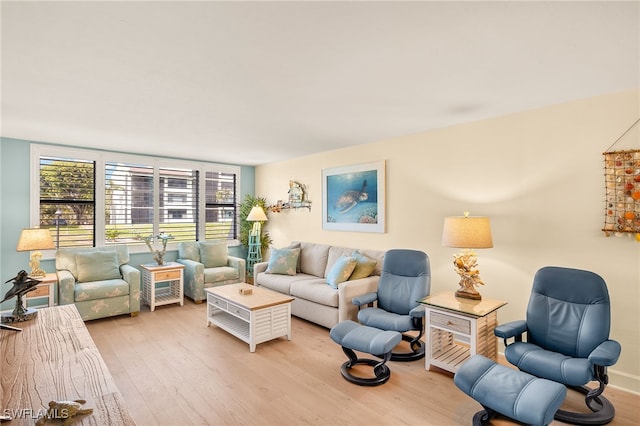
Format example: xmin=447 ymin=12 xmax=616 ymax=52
xmin=140 ymin=262 xmax=184 ymax=311
xmin=26 ymin=272 xmax=57 ymax=308
xmin=420 ymin=292 xmax=507 ymax=373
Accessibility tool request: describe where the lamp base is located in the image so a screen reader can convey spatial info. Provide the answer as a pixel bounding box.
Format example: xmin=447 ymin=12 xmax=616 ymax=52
xmin=29 ymin=251 xmax=47 ymax=277
xmin=455 ymin=289 xmax=482 ymax=300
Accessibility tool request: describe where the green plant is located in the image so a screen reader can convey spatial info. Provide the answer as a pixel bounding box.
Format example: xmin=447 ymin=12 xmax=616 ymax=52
xmin=105 ymin=227 xmax=120 ymax=241
xmin=239 ymin=194 xmax=272 ymax=251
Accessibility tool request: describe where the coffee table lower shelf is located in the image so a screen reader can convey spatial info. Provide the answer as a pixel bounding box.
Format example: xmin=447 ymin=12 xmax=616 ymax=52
xmin=209 ymin=310 xmax=250 ymax=340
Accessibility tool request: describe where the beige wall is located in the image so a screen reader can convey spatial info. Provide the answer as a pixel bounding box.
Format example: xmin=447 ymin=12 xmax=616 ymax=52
xmin=256 ymin=89 xmax=640 ymax=393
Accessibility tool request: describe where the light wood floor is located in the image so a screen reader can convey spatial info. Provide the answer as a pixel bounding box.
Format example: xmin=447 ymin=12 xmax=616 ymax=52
xmin=86 ymin=302 xmax=640 ymax=426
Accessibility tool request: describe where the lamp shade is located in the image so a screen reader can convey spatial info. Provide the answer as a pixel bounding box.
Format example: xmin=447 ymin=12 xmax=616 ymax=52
xmin=442 ymin=216 xmax=493 ymax=249
xmin=16 ymin=228 xmax=55 ymax=251
xmin=246 ymin=206 xmax=268 ymax=222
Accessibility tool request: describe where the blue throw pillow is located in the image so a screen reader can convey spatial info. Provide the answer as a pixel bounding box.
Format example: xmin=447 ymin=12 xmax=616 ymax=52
xmin=266 ymin=248 xmax=300 ymax=276
xmin=326 ymin=255 xmax=357 ymax=289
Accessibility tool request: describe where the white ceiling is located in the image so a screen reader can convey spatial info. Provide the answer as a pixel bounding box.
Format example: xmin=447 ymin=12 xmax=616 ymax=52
xmin=2 ymin=1 xmax=639 ymax=166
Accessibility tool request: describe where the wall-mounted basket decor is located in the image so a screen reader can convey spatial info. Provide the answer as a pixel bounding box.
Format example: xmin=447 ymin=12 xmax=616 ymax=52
xmin=603 ymin=149 xmax=640 ymax=239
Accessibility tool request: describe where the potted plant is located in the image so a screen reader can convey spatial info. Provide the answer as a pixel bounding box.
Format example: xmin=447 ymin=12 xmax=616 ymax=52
xmin=239 ymin=194 xmax=272 ymax=252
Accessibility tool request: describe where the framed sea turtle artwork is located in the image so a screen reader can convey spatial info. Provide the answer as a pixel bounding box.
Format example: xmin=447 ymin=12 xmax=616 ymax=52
xmin=322 ymin=160 xmax=386 ymax=233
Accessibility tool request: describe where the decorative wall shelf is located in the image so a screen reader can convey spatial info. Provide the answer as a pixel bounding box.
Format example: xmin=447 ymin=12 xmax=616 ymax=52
xmin=270 ymin=180 xmax=312 ymax=212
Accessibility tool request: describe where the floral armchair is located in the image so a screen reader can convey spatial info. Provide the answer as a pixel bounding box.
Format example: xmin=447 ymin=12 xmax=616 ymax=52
xmin=55 ymin=245 xmax=140 ymax=321
xmin=176 ymin=241 xmax=246 ymax=303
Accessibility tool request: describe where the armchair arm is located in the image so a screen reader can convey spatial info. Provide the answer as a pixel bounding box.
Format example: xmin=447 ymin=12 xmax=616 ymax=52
xmin=176 ymin=258 xmax=204 ymax=300
xmin=352 ymin=292 xmax=378 ymax=307
xmin=409 ymin=305 xmax=425 ymax=318
xmin=120 ymin=264 xmax=140 ymax=313
xmin=57 ymin=270 xmax=76 ymax=305
xmin=589 ymin=340 xmax=622 ymax=367
xmin=227 ymin=255 xmax=246 ymax=283
xmin=338 ymin=276 xmax=379 ymax=323
xmin=494 ymin=320 xmax=528 ymax=345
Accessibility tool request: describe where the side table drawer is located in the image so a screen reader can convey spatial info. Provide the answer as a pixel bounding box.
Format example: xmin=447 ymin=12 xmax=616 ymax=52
xmin=227 ymin=302 xmax=250 ymax=321
xmin=154 ymin=270 xmax=181 ymax=281
xmin=30 ymin=284 xmax=51 ymax=298
xmin=431 ymin=311 xmax=471 ymax=335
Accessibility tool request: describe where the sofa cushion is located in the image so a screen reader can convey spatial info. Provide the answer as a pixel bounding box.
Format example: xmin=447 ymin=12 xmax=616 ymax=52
xmin=290 ymin=279 xmax=339 ymax=308
xmin=179 ymin=242 xmax=201 ymax=263
xmin=75 ymin=251 xmax=121 ymax=283
xmin=349 ymin=251 xmax=377 ymax=280
xmin=259 ymin=273 xmax=317 ymax=295
xmin=266 ymin=248 xmax=300 ymax=275
xmin=299 ymin=242 xmax=330 ymax=277
xmin=74 ymin=279 xmax=130 ymax=302
xmin=200 ymin=241 xmax=228 ymax=268
xmin=203 ymin=266 xmax=239 ymax=283
xmin=326 ymin=255 xmax=357 ymax=289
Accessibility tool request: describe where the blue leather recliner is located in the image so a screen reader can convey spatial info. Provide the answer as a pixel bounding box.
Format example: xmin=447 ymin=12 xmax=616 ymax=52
xmin=494 ymin=266 xmax=621 ymax=425
xmin=352 ymin=249 xmax=430 ymax=361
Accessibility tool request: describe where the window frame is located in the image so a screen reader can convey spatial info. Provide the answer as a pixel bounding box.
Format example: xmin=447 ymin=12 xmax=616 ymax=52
xmin=30 ymin=144 xmax=242 ymax=256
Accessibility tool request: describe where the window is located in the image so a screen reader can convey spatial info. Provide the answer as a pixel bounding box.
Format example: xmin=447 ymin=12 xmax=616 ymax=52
xmin=205 ymin=170 xmax=237 ymax=240
xmin=158 ymin=166 xmax=198 ymax=240
xmin=105 ymin=162 xmax=154 ymax=244
xmin=33 ymin=145 xmax=241 ymax=250
xmin=39 ymin=156 xmax=95 ymax=248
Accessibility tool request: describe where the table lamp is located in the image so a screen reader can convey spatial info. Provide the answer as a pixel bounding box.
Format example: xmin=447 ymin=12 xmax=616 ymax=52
xmin=16 ymin=228 xmax=55 ymax=277
xmin=442 ymin=212 xmax=493 ymax=300
xmin=246 ymin=206 xmax=268 ymax=276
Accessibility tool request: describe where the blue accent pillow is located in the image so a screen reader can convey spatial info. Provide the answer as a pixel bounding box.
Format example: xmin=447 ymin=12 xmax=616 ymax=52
xmin=76 ymin=251 xmax=121 ymax=283
xmin=326 ymin=255 xmax=357 ymax=289
xmin=200 ymin=241 xmax=228 ymax=268
xmin=266 ymin=248 xmax=300 ymax=276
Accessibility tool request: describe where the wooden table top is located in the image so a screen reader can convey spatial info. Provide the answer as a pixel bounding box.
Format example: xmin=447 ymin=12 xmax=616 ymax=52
xmin=419 ymin=292 xmax=507 ymax=317
xmin=139 ymin=262 xmax=185 ymax=272
xmin=1 ymin=305 xmax=136 ymax=425
xmin=205 ymin=283 xmax=294 ymax=311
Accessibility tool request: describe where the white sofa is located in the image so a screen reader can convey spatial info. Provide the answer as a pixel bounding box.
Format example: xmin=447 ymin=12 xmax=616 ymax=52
xmin=254 ymin=242 xmax=385 ymax=328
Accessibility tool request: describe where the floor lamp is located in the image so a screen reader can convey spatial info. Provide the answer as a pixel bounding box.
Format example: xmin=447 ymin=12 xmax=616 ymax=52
xmin=246 ymin=206 xmax=268 ymax=277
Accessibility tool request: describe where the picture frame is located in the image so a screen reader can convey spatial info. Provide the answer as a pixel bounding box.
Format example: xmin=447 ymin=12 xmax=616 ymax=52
xmin=322 ymin=160 xmax=386 ymax=233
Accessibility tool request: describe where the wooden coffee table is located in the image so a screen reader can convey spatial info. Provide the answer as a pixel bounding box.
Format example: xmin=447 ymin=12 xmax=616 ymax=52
xmin=205 ymin=283 xmax=294 ymax=352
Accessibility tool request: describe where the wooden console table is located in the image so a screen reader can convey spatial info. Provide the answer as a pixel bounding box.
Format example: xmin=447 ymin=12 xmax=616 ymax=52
xmin=1 ymin=305 xmax=136 ymax=425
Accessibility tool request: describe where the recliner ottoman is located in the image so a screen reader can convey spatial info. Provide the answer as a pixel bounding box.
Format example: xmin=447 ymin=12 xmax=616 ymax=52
xmin=330 ymin=320 xmax=401 ymax=386
xmin=454 ymin=355 xmax=567 ymax=426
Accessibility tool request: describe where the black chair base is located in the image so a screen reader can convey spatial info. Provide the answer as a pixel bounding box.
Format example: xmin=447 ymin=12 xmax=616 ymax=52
xmin=340 ymin=347 xmax=392 ymax=386
xmin=471 ymin=407 xmax=525 ymax=426
xmin=389 ymin=334 xmax=425 ymax=362
xmin=472 ymin=407 xmax=500 ymax=426
xmin=554 ymin=385 xmax=616 ymax=426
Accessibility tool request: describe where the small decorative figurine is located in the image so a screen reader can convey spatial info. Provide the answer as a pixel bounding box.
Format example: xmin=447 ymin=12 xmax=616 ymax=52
xmin=1 ymin=270 xmax=41 ymax=323
xmin=35 ymin=399 xmax=93 ymax=426
xmin=143 ymin=232 xmax=174 ymax=265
